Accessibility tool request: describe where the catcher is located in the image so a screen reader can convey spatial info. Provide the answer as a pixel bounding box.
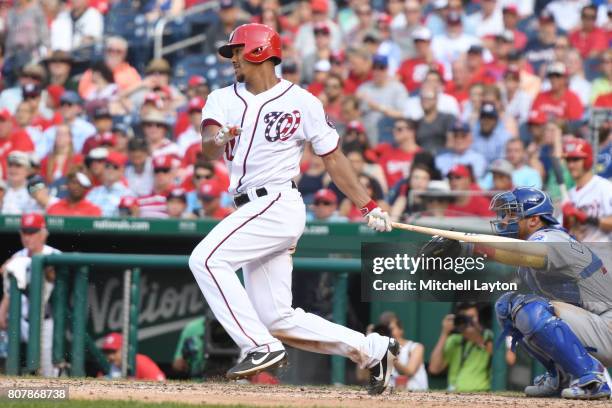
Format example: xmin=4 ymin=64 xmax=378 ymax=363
xmin=421 ymin=187 xmax=612 ymax=399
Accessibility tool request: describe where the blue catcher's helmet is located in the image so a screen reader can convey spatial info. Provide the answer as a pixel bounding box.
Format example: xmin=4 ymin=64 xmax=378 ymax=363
xmin=489 ymin=187 xmax=558 ymax=237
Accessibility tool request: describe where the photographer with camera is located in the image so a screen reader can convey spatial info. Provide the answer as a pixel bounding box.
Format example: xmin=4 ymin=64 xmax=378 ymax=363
xmin=428 ymin=302 xmax=493 ymax=392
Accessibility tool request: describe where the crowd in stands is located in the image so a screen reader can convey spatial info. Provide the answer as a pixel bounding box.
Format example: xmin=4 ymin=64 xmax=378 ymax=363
xmin=0 ymin=0 xmax=610 ymax=222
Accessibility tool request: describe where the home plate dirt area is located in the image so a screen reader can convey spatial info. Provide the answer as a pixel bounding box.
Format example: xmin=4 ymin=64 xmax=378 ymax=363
xmin=2 ymin=377 xmax=610 ymax=408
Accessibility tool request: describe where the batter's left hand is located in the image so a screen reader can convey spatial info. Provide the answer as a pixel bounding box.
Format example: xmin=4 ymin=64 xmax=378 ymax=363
xmin=366 ymin=207 xmax=392 ymax=232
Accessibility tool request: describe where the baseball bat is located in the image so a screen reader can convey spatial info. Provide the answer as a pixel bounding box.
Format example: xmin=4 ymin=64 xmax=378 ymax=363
xmin=391 ymin=221 xmax=547 ymax=264
xmin=391 ymin=221 xmax=520 ymax=243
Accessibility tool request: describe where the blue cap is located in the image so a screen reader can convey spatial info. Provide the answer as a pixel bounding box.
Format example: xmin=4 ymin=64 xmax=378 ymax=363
xmin=60 ymin=90 xmax=81 ymax=105
xmin=451 ymin=120 xmax=470 ymax=132
xmin=220 ymin=0 xmax=235 ymax=9
xmin=480 ymin=102 xmax=498 ymax=118
xmin=372 ymin=54 xmax=388 ymax=68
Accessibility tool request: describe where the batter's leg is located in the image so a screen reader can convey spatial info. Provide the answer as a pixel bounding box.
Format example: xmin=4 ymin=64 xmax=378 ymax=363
xmin=242 ymin=250 xmax=390 ymax=369
xmin=189 ymin=196 xmax=291 ymax=356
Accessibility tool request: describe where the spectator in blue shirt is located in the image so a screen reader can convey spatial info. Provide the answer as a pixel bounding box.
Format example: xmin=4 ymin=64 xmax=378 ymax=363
xmin=186 ymin=161 xmax=216 ymax=213
xmin=435 ymin=120 xmax=487 ymax=180
xmin=86 ymin=151 xmax=134 ymax=216
xmin=504 ymin=137 xmax=543 ymax=188
xmin=471 ymin=102 xmax=512 ymax=163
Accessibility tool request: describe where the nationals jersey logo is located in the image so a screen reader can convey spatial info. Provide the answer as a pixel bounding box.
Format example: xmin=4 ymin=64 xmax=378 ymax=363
xmin=263 ymin=110 xmax=301 ymax=142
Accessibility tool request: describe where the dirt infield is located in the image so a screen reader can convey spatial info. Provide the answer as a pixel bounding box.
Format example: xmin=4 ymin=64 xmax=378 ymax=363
xmin=1 ymin=377 xmax=611 ymax=408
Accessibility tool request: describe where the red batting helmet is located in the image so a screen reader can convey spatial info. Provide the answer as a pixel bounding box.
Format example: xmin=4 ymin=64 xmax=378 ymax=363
xmin=563 ymin=137 xmax=593 ymax=170
xmin=218 ymin=24 xmax=282 ymax=65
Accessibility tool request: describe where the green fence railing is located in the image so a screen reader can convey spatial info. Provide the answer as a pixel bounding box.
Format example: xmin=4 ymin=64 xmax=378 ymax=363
xmin=8 ymin=253 xmax=358 ymax=384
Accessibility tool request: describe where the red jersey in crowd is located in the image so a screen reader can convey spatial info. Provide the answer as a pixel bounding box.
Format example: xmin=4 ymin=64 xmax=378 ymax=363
xmin=47 ymin=198 xmax=102 ymax=216
xmin=40 ymin=154 xmax=84 ymax=183
xmin=531 ymin=89 xmax=584 ymax=121
xmin=397 ymin=59 xmax=445 ymax=93
xmin=377 ymin=148 xmax=419 ymax=188
xmin=568 ymin=28 xmax=608 ymax=58
xmin=344 ymin=71 xmax=372 ymax=94
xmin=446 ymin=195 xmax=494 ymax=217
xmin=594 ymin=92 xmax=612 ymax=108
xmin=0 ymin=129 xmax=34 ymax=177
xmin=137 ymin=193 xmax=169 ymax=218
xmin=134 ymin=354 xmax=166 ymax=381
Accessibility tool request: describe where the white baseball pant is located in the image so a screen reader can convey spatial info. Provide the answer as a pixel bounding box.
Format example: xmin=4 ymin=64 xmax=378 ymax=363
xmin=189 ymin=187 xmax=388 ymax=368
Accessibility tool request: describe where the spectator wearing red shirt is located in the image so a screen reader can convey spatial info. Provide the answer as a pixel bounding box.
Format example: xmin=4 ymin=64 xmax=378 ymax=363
xmin=466 ymin=45 xmax=496 ymax=86
xmin=501 ymin=6 xmax=527 ymax=51
xmin=194 ymin=179 xmax=232 ymax=220
xmin=377 ymin=118 xmax=420 ymax=188
xmin=397 ymin=27 xmax=445 ymax=94
xmin=344 ymin=47 xmax=373 ymax=94
xmin=445 ymin=164 xmax=493 ymax=217
xmin=0 ymin=109 xmax=34 ymax=179
xmin=101 ymin=332 xmax=165 ymax=381
xmin=47 ymin=171 xmax=102 ymax=217
xmin=594 ymin=92 xmax=612 ymax=108
xmin=532 ymin=62 xmax=584 ymax=122
xmin=569 ymin=5 xmax=608 ymax=59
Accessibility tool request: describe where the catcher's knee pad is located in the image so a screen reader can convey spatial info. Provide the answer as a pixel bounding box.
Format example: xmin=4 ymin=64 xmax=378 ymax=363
xmin=495 ymin=291 xmax=516 ymax=332
xmin=513 ymin=296 xmax=601 ymax=379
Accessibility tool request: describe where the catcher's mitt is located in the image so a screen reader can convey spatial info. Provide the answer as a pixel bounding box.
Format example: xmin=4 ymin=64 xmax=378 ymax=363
xmin=419 ymin=235 xmax=462 ymax=259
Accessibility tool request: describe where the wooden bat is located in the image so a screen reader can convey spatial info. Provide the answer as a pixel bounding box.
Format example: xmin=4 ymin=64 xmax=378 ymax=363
xmin=391 ymin=221 xmax=547 ymax=267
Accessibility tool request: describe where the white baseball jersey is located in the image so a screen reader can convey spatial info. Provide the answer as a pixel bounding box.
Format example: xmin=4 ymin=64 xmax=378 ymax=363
xmin=190 ymin=77 xmax=391 ymax=368
xmin=201 ymin=79 xmax=340 ymax=195
xmin=568 ymin=175 xmax=612 ymax=242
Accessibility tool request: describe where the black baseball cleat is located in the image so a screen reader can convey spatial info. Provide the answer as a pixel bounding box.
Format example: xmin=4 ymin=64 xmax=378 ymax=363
xmin=226 ymin=350 xmax=288 ymax=380
xmin=367 ymin=338 xmax=400 ymax=395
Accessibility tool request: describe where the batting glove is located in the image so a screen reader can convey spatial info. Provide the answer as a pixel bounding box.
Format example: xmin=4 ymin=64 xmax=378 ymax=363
xmin=361 ymin=201 xmax=392 ymax=232
xmin=214 ymin=125 xmax=242 ymax=146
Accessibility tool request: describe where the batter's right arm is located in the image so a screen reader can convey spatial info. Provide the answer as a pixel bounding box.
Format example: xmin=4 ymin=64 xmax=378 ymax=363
xmin=200 ymin=123 xmax=241 ymax=160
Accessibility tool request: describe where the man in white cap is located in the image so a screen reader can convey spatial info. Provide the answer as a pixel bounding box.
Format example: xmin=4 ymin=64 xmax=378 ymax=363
xmin=1 ymin=152 xmax=35 ymax=214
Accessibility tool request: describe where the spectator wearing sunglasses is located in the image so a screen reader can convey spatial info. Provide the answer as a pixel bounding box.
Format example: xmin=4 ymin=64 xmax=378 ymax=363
xmin=0 ymin=64 xmax=46 ymax=115
xmin=185 ymin=161 xmax=215 ymax=213
xmin=86 ymin=151 xmax=133 ymax=216
xmin=307 ymin=188 xmax=347 ymax=222
xmin=43 ymin=91 xmax=96 ymax=154
xmin=193 ymin=179 xmax=232 ymax=220
xmin=569 ymin=5 xmax=608 ymax=59
xmin=532 ymin=62 xmax=584 ymax=122
xmin=141 ymin=110 xmax=180 ymax=158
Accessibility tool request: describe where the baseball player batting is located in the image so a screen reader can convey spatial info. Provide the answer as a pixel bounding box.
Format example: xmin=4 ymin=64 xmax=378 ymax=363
xmin=188 ymin=23 xmax=397 ymax=394
xmin=422 ymin=187 xmax=612 ymax=400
